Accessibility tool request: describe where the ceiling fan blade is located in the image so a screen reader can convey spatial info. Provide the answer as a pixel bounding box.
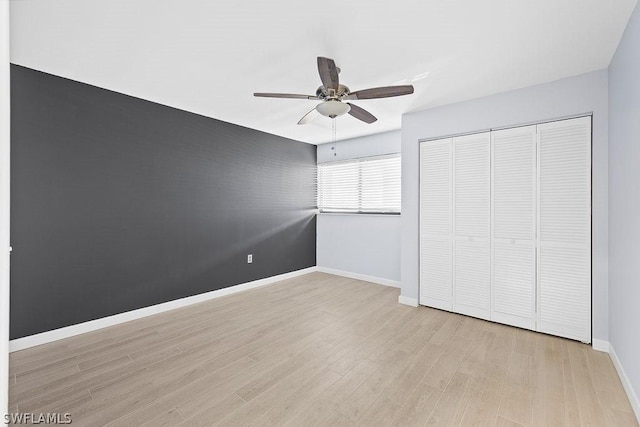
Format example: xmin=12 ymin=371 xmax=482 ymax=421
xmin=346 ymin=85 xmax=414 ymax=100
xmin=317 ymin=57 xmax=339 ymax=92
xmin=254 ymin=93 xmax=319 ymax=100
xmin=297 ymin=108 xmax=320 ymax=125
xmin=347 ymin=103 xmax=377 ymax=124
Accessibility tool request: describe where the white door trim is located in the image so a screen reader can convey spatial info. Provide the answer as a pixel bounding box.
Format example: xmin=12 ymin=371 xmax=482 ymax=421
xmin=0 ymin=0 xmax=11 ymax=417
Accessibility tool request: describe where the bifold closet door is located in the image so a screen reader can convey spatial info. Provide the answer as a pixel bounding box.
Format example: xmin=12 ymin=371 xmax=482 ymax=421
xmin=537 ymin=116 xmax=592 ymax=342
xmin=491 ymin=125 xmax=537 ymax=330
xmin=453 ymin=132 xmax=491 ymax=320
xmin=419 ymin=138 xmax=453 ymax=310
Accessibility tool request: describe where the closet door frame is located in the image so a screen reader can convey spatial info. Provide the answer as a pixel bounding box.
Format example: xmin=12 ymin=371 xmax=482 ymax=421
xmin=418 ymin=115 xmax=592 ymax=344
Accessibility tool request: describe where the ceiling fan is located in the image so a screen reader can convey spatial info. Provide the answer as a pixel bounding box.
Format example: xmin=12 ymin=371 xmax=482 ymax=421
xmin=254 ymin=57 xmax=414 ymax=125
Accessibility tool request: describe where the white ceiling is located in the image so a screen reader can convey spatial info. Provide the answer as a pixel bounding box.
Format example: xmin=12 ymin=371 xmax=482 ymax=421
xmin=9 ymin=0 xmax=637 ymax=144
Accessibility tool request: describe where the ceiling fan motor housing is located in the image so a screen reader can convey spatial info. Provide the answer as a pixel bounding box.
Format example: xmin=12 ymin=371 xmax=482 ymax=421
xmin=316 ymin=84 xmax=350 ymax=100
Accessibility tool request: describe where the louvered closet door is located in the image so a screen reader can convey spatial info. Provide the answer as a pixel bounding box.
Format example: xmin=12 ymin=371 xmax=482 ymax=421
xmin=419 ymin=138 xmax=453 ymax=311
xmin=537 ymin=116 xmax=592 ymax=343
xmin=453 ymin=132 xmax=491 ymax=320
xmin=491 ymin=125 xmax=537 ymax=330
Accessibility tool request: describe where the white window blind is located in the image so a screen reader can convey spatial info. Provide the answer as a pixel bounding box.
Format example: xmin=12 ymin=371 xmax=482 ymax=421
xmin=318 ymin=154 xmax=401 ymax=213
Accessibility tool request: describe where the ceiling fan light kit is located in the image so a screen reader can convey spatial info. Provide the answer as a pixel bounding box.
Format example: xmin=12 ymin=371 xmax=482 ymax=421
xmin=254 ymin=56 xmax=415 ymax=125
xmin=316 ymin=100 xmax=351 ymax=118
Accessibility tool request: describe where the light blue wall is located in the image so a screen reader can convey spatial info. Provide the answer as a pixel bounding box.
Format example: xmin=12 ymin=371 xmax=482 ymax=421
xmin=401 ymin=70 xmax=609 ymax=341
xmin=317 ymin=131 xmax=401 ymax=283
xmin=317 ymin=130 xmax=400 ymax=163
xmin=609 ymin=0 xmax=640 ymax=414
xmin=317 ymin=214 xmax=401 ymax=283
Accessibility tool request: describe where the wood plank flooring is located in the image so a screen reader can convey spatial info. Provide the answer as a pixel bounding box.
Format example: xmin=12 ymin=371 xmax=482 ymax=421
xmin=8 ymin=272 xmax=637 ymax=426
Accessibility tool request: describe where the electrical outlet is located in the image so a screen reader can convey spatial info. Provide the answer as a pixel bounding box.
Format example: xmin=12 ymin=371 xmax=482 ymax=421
xmin=247 ymin=254 xmax=253 ymax=264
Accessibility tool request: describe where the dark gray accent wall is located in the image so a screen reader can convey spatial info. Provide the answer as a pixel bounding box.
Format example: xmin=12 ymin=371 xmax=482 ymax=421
xmin=10 ymin=64 xmax=317 ymax=339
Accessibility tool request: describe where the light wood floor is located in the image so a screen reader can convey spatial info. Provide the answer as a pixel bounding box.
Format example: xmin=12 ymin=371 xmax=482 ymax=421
xmin=8 ymin=272 xmax=637 ymax=426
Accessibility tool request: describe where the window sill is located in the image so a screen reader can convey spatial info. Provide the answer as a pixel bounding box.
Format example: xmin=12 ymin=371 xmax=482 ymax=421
xmin=317 ymin=212 xmax=401 ymax=217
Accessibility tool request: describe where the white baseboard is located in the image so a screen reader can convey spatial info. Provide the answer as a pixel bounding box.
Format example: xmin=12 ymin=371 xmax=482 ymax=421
xmin=9 ymin=267 xmax=318 ymax=353
xmin=398 ymin=295 xmax=418 ymax=307
xmin=610 ymin=344 xmax=640 ymax=423
xmin=316 ymin=267 xmax=400 ymax=288
xmin=592 ymin=338 xmax=610 ymax=353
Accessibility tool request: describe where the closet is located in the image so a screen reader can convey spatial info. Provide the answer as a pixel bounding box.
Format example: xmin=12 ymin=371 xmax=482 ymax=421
xmin=419 ymin=116 xmax=591 ymax=343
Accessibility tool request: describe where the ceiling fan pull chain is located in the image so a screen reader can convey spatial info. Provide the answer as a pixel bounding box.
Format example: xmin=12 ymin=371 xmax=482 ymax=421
xmin=332 ymin=118 xmax=337 ymax=156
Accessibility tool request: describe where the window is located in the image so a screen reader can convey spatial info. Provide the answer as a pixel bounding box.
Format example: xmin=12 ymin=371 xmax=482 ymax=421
xmin=317 ymin=154 xmax=401 ymax=214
